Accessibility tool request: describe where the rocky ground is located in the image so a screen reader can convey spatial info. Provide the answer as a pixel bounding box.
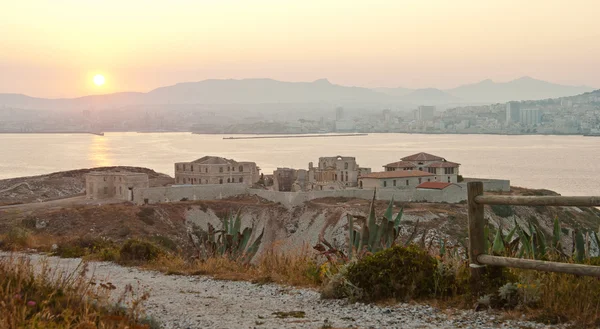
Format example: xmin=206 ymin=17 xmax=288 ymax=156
xmin=2 ymin=190 xmax=599 ymax=258
xmin=0 ymin=166 xmax=173 ymax=206
xmin=2 ymin=253 xmax=566 ymax=329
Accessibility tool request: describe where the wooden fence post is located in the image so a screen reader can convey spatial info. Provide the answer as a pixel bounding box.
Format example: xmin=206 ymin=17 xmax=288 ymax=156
xmin=467 ymin=181 xmax=485 ymax=294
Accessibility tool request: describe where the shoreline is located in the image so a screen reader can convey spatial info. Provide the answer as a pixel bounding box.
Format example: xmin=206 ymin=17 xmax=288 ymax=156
xmin=0 ymin=130 xmax=594 ymax=137
xmin=0 ymin=131 xmax=104 ymax=136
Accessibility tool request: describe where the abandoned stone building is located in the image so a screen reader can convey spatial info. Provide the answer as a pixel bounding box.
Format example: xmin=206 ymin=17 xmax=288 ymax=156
xmin=383 ymin=152 xmax=460 ymax=183
xmin=174 ymin=156 xmax=260 ymax=187
xmin=85 ymin=172 xmax=149 ymax=201
xmin=273 ymin=168 xmax=308 ymax=192
xmin=307 ymin=155 xmax=371 ymax=190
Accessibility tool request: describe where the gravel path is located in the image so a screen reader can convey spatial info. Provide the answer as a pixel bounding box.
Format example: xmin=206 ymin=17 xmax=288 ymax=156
xmin=4 ymin=253 xmax=562 ymax=329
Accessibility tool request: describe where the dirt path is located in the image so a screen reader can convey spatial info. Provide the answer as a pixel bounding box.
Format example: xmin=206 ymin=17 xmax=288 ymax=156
xmin=0 ymin=253 xmax=564 ymax=329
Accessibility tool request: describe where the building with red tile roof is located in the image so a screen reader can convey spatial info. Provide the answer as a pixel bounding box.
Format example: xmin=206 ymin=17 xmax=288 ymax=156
xmin=382 ymin=152 xmax=461 ymax=184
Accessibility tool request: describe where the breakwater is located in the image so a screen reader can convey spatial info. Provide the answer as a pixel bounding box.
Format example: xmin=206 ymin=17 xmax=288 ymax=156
xmin=222 ymin=133 xmax=367 ymax=140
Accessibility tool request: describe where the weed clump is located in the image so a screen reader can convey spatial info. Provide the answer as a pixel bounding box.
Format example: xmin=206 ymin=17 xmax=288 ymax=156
xmin=137 ymin=207 xmax=155 ymax=225
xmin=345 ymin=245 xmax=436 ymax=302
xmin=0 ymin=227 xmax=32 ymax=249
xmin=55 ymin=237 xmax=117 ymax=259
xmin=0 ymin=255 xmax=151 ymax=328
xmin=119 ymin=239 xmax=163 ymax=264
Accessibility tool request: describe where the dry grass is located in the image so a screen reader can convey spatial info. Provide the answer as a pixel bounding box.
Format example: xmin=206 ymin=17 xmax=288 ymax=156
xmin=516 ymin=269 xmax=600 ymax=327
xmin=0 ymin=254 xmax=153 ymax=329
xmin=145 ymin=244 xmax=322 ymax=287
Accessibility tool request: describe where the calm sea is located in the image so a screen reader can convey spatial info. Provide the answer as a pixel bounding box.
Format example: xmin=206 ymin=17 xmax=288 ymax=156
xmin=0 ymin=133 xmax=599 ymax=196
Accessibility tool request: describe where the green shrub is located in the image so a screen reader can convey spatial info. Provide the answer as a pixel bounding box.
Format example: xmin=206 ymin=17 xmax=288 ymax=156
xmin=345 ymin=245 xmax=436 ymax=302
xmin=490 ymin=204 xmax=514 ymax=218
xmin=55 ymin=237 xmax=117 ymax=259
xmin=0 ymin=227 xmax=31 ymax=249
xmin=137 ymin=207 xmax=155 ymax=225
xmin=119 ymin=239 xmax=162 ymax=263
xmin=95 ymin=247 xmax=120 ymax=262
xmin=151 ymin=235 xmax=178 ymax=252
xmin=20 ymin=217 xmax=38 ymax=229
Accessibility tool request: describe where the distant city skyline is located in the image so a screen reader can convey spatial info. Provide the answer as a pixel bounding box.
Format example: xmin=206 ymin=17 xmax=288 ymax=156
xmin=1 ymin=0 xmax=599 ymax=98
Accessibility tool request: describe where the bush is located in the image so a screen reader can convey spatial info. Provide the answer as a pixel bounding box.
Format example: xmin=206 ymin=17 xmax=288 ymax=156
xmin=345 ymin=245 xmax=437 ymax=302
xmin=490 ymin=204 xmax=514 ymax=218
xmin=119 ymin=239 xmax=163 ymax=263
xmin=0 ymin=227 xmax=32 ymax=249
xmin=151 ymin=235 xmax=178 ymax=252
xmin=55 ymin=237 xmax=117 ymax=259
xmin=137 ymin=207 xmax=155 ymax=225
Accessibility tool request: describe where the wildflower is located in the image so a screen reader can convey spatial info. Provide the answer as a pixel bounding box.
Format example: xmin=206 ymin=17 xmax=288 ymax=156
xmin=27 ymin=301 xmax=36 ymax=307
xmin=13 ymin=294 xmax=22 ymax=300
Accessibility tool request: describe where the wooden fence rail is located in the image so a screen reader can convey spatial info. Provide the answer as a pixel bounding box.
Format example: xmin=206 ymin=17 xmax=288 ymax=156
xmin=467 ymin=181 xmax=600 ymax=290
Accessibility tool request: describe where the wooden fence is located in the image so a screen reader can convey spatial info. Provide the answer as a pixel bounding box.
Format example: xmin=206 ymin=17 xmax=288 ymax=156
xmin=467 ymin=181 xmax=600 ymax=286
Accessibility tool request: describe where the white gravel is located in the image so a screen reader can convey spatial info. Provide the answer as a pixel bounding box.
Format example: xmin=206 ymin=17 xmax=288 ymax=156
xmin=3 ymin=253 xmax=564 ymax=329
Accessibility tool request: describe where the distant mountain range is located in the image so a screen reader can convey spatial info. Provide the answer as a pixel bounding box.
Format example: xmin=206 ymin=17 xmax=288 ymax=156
xmin=445 ymin=76 xmax=594 ymax=103
xmin=0 ymin=77 xmax=595 ymax=111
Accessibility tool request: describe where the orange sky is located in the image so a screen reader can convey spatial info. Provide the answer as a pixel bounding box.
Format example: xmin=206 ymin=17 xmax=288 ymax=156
xmin=0 ymin=0 xmax=598 ymax=98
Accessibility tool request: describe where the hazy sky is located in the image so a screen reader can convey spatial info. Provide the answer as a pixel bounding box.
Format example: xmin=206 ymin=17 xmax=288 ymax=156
xmin=1 ymin=0 xmax=599 ymax=98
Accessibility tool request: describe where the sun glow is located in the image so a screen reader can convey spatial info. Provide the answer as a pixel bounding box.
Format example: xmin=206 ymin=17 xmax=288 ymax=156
xmin=93 ymin=74 xmax=105 ymax=86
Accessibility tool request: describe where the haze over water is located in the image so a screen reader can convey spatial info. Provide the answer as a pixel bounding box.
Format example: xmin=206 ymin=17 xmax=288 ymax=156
xmin=1 ymin=133 xmax=598 ymax=196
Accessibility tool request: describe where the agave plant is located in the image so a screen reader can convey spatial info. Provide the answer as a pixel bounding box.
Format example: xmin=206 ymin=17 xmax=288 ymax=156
xmin=314 ymin=191 xmax=404 ymax=261
xmin=487 ymin=216 xmax=600 ymax=263
xmin=192 ymin=209 xmax=264 ymax=262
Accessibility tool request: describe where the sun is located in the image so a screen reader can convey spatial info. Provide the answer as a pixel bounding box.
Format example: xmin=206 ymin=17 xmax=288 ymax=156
xmin=93 ymin=74 xmax=105 ymax=86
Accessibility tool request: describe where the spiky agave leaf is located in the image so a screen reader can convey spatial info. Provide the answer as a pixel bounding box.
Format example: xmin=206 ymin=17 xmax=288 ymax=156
xmin=515 ymin=220 xmax=532 ymax=258
xmin=505 ymin=225 xmax=517 ymax=244
xmin=439 ymin=238 xmax=446 ymax=257
xmin=484 ymin=226 xmax=490 ymax=254
xmin=534 ymin=224 xmax=547 ymax=258
xmin=385 ymin=219 xmax=395 ymax=248
xmin=575 ymin=230 xmax=585 ymax=263
xmin=528 ymin=222 xmax=538 ymax=259
xmin=384 ymin=198 xmax=394 ymax=222
xmin=238 ymin=227 xmax=252 ymax=255
xmin=592 ymin=231 xmax=600 ymax=257
xmin=358 ymin=222 xmax=370 ymax=253
xmin=367 ymin=191 xmax=378 ymax=248
xmin=492 ymin=226 xmax=505 ymax=255
xmin=244 ymin=228 xmax=265 ymax=262
xmin=373 ymin=218 xmax=387 ymax=252
xmin=553 ymin=216 xmax=562 ymax=251
xmin=347 ymin=214 xmax=354 ymax=259
xmin=232 ymin=209 xmax=242 ymax=236
xmin=394 ymin=208 xmax=404 ymax=230
xmin=230 ymin=210 xmax=243 ymax=250
xmin=353 ymin=230 xmax=361 ymax=251
xmin=223 ymin=213 xmax=230 ymax=234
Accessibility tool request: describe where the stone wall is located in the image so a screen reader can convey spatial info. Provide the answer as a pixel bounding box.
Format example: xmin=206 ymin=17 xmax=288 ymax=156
xmin=460 ymin=178 xmax=510 ymax=192
xmin=133 ymin=183 xmax=467 ymax=207
xmin=133 ymin=184 xmax=247 ymax=204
